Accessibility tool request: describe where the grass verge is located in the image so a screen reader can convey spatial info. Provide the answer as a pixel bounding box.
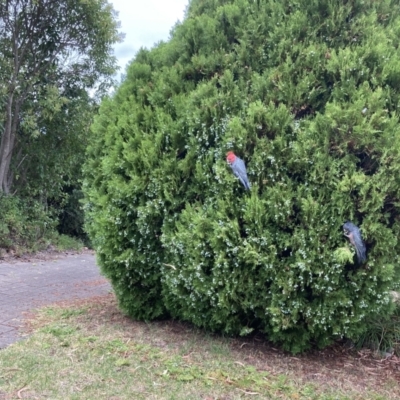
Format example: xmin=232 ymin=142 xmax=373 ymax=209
xmin=0 ymin=294 xmax=399 ymax=399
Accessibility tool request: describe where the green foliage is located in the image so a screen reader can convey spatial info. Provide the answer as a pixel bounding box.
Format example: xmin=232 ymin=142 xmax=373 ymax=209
xmin=0 ymin=194 xmax=84 ymax=254
xmin=0 ymin=0 xmax=121 ymax=191
xmin=0 ymin=0 xmax=122 ymax=248
xmin=50 ymin=234 xmax=84 ymax=252
xmin=12 ymin=91 xmax=94 ymax=199
xmin=56 ymin=188 xmax=88 ymax=245
xmin=84 ymin=0 xmax=400 ymax=352
xmin=356 ymin=302 xmax=400 ymax=356
xmin=0 ymin=194 xmax=55 ymax=253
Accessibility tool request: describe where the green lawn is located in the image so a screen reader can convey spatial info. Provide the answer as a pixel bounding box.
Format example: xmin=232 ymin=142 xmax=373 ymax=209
xmin=0 ymin=294 xmax=398 ymax=400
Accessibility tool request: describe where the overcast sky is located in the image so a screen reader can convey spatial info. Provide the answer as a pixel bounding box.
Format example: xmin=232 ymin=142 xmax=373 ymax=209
xmin=110 ymin=0 xmax=189 ymax=75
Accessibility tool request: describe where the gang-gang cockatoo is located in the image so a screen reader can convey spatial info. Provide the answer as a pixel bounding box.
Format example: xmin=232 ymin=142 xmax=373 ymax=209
xmin=226 ymin=151 xmax=251 ymax=190
xmin=343 ymin=221 xmax=367 ymax=264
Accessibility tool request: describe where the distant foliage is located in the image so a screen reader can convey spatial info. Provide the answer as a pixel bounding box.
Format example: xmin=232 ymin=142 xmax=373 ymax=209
xmin=0 ymin=194 xmax=54 ymax=253
xmin=83 ymin=0 xmax=400 ymax=352
xmin=56 ymin=188 xmax=88 ymax=245
xmin=0 ymin=0 xmax=121 ymax=252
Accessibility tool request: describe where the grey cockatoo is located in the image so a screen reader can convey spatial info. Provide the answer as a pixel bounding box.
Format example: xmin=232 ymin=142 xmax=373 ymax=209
xmin=343 ymin=221 xmax=367 ymax=264
xmin=226 ymin=151 xmax=251 ymax=190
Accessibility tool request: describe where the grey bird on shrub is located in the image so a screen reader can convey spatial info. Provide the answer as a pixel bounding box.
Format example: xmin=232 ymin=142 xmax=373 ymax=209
xmin=343 ymin=221 xmax=367 ymax=264
xmin=226 ymin=151 xmax=251 ymax=190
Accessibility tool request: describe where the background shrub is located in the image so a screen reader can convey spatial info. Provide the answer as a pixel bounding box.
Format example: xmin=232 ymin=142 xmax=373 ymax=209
xmin=0 ymin=194 xmax=55 ymax=253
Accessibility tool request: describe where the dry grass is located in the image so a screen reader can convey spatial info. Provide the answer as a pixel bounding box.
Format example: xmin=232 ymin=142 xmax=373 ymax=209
xmin=0 ymin=293 xmax=399 ymax=399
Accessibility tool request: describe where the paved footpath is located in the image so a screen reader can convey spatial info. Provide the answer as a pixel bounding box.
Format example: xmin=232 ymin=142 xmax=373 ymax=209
xmin=0 ymin=251 xmax=111 ymax=349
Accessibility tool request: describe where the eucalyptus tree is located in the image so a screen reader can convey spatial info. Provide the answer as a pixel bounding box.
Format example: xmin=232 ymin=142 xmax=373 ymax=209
xmin=0 ymin=0 xmax=121 ymax=194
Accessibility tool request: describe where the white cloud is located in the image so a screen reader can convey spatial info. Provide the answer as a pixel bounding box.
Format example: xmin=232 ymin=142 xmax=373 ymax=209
xmin=110 ymin=0 xmax=189 ymax=74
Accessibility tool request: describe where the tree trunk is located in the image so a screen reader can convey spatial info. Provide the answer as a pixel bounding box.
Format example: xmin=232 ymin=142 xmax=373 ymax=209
xmin=5 ymin=100 xmax=20 ymax=190
xmin=0 ymin=93 xmax=15 ymax=194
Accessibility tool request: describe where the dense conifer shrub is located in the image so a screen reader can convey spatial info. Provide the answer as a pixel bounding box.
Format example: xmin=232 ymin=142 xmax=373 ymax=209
xmin=83 ymin=0 xmax=400 ymax=352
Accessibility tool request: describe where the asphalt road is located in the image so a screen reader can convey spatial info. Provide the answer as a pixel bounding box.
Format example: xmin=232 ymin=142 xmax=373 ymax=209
xmin=0 ymin=251 xmax=111 ymax=349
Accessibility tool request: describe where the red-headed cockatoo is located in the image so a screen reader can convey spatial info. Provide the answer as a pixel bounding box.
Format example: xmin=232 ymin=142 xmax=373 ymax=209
xmin=226 ymin=151 xmax=251 ymax=190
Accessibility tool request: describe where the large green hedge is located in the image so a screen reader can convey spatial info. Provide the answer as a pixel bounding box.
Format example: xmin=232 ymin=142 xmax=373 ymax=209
xmin=83 ymin=0 xmax=400 ymax=353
